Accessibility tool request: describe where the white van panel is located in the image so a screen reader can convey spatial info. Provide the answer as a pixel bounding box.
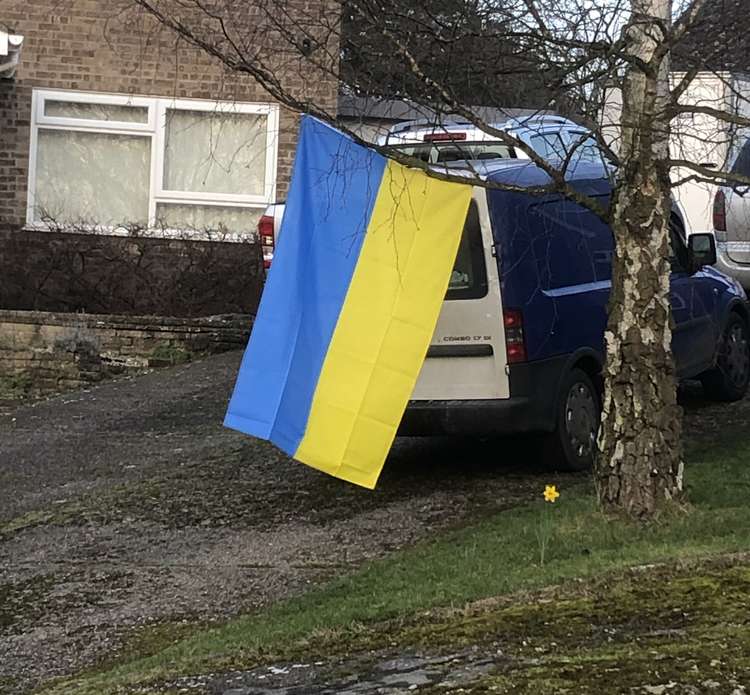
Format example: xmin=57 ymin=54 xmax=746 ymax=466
xmin=411 ymin=189 xmax=509 ymax=400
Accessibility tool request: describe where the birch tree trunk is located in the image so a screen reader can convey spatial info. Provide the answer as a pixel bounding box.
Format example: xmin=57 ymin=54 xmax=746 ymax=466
xmin=596 ymin=0 xmax=684 ymax=518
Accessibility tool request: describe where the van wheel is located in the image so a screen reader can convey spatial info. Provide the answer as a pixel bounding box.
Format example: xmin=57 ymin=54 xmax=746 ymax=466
xmin=543 ymin=368 xmax=600 ymax=472
xmin=701 ymin=313 xmax=750 ymax=402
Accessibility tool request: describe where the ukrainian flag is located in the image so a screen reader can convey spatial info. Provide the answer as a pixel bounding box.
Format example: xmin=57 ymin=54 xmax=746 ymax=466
xmin=224 ymin=116 xmax=472 ymax=488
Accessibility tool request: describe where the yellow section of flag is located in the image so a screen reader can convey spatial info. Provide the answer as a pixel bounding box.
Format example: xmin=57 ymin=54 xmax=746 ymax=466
xmin=294 ymin=161 xmax=472 ymax=488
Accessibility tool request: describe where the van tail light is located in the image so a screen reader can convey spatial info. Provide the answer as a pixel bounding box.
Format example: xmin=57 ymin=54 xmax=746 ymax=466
xmin=713 ymin=190 xmax=727 ymax=241
xmin=258 ymin=214 xmax=275 ymax=269
xmin=503 ymin=308 xmax=527 ymax=364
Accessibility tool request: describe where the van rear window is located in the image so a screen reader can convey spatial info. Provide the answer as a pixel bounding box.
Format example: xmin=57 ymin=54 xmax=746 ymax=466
xmin=396 ymin=142 xmax=514 ymax=164
xmin=447 ymin=201 xmax=488 ymax=300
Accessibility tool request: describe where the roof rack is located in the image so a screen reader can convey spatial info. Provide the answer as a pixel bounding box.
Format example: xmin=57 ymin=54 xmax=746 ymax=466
xmin=385 ymin=113 xmax=576 ymax=137
xmin=387 ymin=117 xmax=479 ymax=134
xmin=504 ymin=114 xmax=577 ymax=130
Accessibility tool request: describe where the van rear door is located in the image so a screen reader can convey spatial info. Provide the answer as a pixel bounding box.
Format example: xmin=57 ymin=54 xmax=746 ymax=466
xmin=411 ymin=189 xmax=510 ymax=400
xmin=726 ymin=141 xmax=750 ymax=265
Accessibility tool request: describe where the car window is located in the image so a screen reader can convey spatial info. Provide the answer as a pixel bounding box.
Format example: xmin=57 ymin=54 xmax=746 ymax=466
xmin=732 ymin=141 xmax=750 ymax=177
xmin=566 ymin=132 xmax=605 ymax=166
xmin=397 ymin=146 xmax=432 ymax=163
xmin=529 ymin=132 xmax=567 ymax=160
xmin=446 ymin=200 xmax=488 ymax=300
xmin=670 ymin=220 xmax=689 ymax=272
xmin=396 ymin=142 xmax=514 ymax=164
xmin=435 ymin=147 xmax=469 ymax=163
xmin=436 ymin=143 xmax=513 ymax=162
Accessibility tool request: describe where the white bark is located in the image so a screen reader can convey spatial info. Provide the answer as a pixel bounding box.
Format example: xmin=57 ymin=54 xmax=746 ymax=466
xmin=597 ymin=0 xmax=683 ymax=518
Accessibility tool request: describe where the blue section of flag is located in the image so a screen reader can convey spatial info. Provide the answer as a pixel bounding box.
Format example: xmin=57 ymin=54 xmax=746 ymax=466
xmin=224 ymin=116 xmax=386 ymax=453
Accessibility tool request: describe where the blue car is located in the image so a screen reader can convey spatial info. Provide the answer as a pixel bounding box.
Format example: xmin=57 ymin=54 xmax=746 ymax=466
xmin=399 ymin=160 xmax=750 ymax=470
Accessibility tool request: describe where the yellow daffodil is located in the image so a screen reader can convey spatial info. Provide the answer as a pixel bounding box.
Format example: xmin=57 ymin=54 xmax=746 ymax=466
xmin=543 ymin=484 xmax=560 ymax=503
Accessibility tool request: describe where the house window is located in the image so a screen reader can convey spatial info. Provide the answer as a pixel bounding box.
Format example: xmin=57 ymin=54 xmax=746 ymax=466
xmin=27 ymin=90 xmax=279 ymax=239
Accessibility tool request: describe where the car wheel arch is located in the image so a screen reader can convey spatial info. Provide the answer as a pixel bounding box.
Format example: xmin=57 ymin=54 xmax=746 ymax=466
xmin=727 ymin=299 xmax=750 ymax=327
xmin=563 ymin=348 xmax=604 ymax=396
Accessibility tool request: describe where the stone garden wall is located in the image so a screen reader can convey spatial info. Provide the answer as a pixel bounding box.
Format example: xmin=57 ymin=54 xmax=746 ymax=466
xmin=0 ymin=310 xmax=251 ymax=397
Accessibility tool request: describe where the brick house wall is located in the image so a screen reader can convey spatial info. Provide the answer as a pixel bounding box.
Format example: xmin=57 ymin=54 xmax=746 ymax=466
xmin=0 ymin=0 xmax=339 ymax=316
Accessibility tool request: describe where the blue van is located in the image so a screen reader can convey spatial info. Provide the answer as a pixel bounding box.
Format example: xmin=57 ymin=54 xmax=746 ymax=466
xmin=399 ymin=160 xmax=750 ymax=470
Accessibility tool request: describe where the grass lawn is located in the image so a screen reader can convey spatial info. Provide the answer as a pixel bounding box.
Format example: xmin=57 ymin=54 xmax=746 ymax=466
xmin=45 ymin=435 xmax=750 ymax=695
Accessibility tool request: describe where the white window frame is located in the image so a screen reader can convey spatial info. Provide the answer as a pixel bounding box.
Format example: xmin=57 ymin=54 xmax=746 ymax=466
xmin=27 ymin=89 xmax=280 ymax=241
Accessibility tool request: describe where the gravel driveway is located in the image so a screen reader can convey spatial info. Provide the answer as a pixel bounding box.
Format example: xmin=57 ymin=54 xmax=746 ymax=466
xmin=0 ymin=351 xmax=578 ymax=694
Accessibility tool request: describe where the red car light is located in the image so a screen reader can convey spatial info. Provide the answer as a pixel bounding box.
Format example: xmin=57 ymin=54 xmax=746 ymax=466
xmin=258 ymin=214 xmax=275 ymax=270
xmin=713 ymin=189 xmax=727 ymax=238
xmin=503 ymin=308 xmax=527 ymax=364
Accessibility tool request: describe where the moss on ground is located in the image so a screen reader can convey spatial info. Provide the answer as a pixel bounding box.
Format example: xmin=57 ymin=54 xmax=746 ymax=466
xmin=303 ymin=561 xmax=750 ymax=694
xmin=42 ymin=558 xmax=750 ymax=695
xmin=396 ymin=563 xmax=750 ymax=648
xmin=0 ymin=373 xmax=33 ymax=400
xmin=32 ymin=423 xmax=750 ymax=694
xmin=149 ymin=345 xmax=195 ymax=366
xmin=471 ymin=620 xmax=750 ymax=693
xmin=0 ymin=677 xmax=20 ymax=692
xmin=0 ymin=574 xmax=58 ymax=632
xmin=405 ymin=563 xmax=750 ymax=693
xmin=86 ymin=619 xmax=211 ymax=676
xmin=0 ymin=509 xmax=57 ymax=540
xmin=0 ymin=503 xmax=90 ymax=541
xmin=7 ymin=392 xmax=750 ymax=694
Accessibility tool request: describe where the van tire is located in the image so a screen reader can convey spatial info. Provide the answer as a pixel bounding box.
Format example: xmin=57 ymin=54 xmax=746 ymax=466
xmin=543 ymin=368 xmax=600 ymax=472
xmin=700 ymin=312 xmax=750 ymax=402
